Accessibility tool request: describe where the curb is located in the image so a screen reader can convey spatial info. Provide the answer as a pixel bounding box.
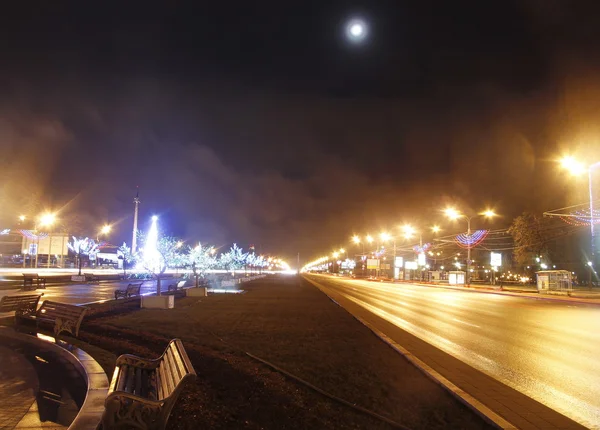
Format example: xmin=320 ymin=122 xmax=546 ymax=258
xmin=304 ymin=276 xmax=517 ymax=430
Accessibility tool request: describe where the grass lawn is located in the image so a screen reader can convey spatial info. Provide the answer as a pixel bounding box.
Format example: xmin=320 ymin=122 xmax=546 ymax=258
xmin=2 ymin=275 xmax=493 ymax=429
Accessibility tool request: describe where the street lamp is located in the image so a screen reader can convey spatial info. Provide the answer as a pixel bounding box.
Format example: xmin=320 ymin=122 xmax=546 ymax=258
xmin=444 ymin=207 xmax=497 ymax=285
xmin=39 ymin=212 xmax=57 ymax=269
xmin=560 ymin=156 xmax=600 ymax=267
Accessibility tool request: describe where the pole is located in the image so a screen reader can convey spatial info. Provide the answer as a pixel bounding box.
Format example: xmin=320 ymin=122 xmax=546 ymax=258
xmin=47 ymin=232 xmax=52 ymax=268
xmin=590 ymin=166 xmax=596 ymax=266
xmin=34 ymin=234 xmax=39 ymax=269
xmin=132 ymin=191 xmax=140 ymax=254
xmin=467 ymin=217 xmax=471 ymax=286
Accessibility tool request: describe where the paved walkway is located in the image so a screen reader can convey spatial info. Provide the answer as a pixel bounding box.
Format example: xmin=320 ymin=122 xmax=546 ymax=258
xmin=308 ymin=276 xmax=587 ymax=430
xmin=0 ymin=346 xmax=38 ymax=429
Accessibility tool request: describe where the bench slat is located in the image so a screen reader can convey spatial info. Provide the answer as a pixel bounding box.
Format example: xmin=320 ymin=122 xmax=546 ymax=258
xmin=165 ymin=348 xmax=182 ymax=386
xmin=116 ymin=365 xmax=128 ymax=392
xmin=158 ymin=360 xmax=174 ymax=399
xmin=125 ymin=364 xmax=136 ymax=393
xmin=168 ymin=343 xmax=187 ymax=382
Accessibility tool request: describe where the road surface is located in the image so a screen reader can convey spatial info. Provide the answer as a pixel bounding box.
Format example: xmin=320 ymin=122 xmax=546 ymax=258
xmin=309 ymin=275 xmax=600 ymax=429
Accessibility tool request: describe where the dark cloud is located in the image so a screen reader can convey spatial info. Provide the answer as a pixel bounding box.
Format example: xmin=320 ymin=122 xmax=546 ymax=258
xmin=2 ymin=1 xmax=600 ymax=263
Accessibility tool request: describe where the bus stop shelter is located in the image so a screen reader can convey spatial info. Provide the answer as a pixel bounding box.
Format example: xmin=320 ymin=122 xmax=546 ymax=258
xmin=536 ymin=270 xmax=572 ymax=292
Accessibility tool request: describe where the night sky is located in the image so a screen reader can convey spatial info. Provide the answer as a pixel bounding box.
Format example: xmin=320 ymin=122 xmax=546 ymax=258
xmin=2 ymin=1 xmax=600 ymax=262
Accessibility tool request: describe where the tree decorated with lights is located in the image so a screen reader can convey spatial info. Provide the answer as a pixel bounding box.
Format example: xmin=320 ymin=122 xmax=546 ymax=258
xmin=68 ymin=237 xmax=99 ymax=276
xmin=186 ymin=244 xmax=217 ymax=287
xmin=136 ymin=219 xmax=185 ymax=295
xmin=219 ymin=243 xmax=248 ymax=275
xmin=117 ymin=242 xmax=135 ymax=278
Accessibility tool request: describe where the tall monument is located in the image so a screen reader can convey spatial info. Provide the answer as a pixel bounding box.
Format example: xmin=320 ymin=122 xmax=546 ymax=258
xmin=132 ymin=188 xmax=140 ymax=254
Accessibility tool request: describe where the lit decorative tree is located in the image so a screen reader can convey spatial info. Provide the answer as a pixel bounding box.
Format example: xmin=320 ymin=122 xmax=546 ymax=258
xmin=137 ymin=233 xmax=185 ymax=295
xmin=117 ymin=242 xmax=135 ymax=278
xmin=68 ymin=237 xmax=99 ymax=276
xmin=186 ymin=244 xmax=217 ymax=287
xmin=218 ymin=243 xmax=248 ymax=275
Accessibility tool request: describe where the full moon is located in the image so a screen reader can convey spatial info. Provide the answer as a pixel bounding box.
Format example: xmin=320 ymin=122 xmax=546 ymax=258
xmin=345 ymin=18 xmax=368 ymax=43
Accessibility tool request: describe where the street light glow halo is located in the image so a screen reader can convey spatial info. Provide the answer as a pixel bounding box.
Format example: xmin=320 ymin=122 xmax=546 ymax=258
xmin=345 ymin=18 xmax=368 ymax=43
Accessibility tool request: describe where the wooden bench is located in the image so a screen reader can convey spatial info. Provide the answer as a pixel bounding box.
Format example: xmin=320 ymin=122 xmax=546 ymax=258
xmin=102 ymin=338 xmax=196 ymax=430
xmin=22 ymin=273 xmax=46 ymax=291
xmin=114 ymin=282 xmax=143 ymax=299
xmin=84 ymin=272 xmax=100 ymax=284
xmin=167 ymin=280 xmax=187 ymax=292
xmin=0 ymin=294 xmax=43 ymax=317
xmin=18 ymin=300 xmax=88 ymax=338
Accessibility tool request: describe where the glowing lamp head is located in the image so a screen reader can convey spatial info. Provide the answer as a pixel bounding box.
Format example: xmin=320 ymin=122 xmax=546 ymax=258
xmin=481 ymin=209 xmax=497 ymax=218
xmin=366 ymin=235 xmax=374 ymax=243
xmin=339 ymin=248 xmax=345 ymax=254
xmin=402 ymin=224 xmax=415 ymax=239
xmin=100 ymin=224 xmax=112 ymax=235
xmin=332 ymin=251 xmax=339 ymax=258
xmin=352 ymin=235 xmax=360 ymax=245
xmin=18 ymin=215 xmax=26 ymax=222
xmin=560 ymin=156 xmax=586 ymax=176
xmin=444 ymin=208 xmax=461 ymax=220
xmin=380 ymin=232 xmax=391 ymax=242
xmin=151 ymin=215 xmax=158 ymax=222
xmin=431 ymin=225 xmax=441 ymax=234
xmin=39 ymin=213 xmax=57 ymax=227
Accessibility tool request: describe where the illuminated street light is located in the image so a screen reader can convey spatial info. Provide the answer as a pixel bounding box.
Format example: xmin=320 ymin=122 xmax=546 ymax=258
xmin=444 ymin=207 xmax=498 ymax=285
xmin=402 ymin=224 xmax=415 ymax=239
xmin=366 ymin=235 xmax=374 ymax=243
xmin=39 ymin=212 xmax=57 ymax=227
xmin=352 ymin=235 xmax=360 ymax=245
xmin=100 ymin=224 xmax=112 ymax=235
xmin=380 ymin=232 xmax=391 ymax=242
xmin=176 ymin=241 xmax=183 ymax=248
xmin=332 ymin=251 xmax=340 ymax=258
xmin=559 ymin=156 xmax=600 ymax=268
xmin=560 ymin=156 xmax=587 ymax=176
xmin=39 ymin=212 xmax=57 ymax=269
xmin=18 ymin=215 xmax=26 ymax=222
xmin=431 ymin=225 xmax=441 ymax=234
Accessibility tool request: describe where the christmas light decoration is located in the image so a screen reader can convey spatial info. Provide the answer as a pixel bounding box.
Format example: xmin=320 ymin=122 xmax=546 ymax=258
xmin=559 ymin=209 xmax=600 ymax=226
xmin=413 ymin=243 xmax=432 ymax=254
xmin=18 ymin=229 xmax=49 ymax=240
xmin=454 ymin=230 xmax=489 ymax=248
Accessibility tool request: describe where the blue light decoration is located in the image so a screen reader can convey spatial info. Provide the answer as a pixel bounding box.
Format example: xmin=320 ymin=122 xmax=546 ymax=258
xmin=413 ymin=243 xmax=432 ymax=254
xmin=0 ymin=229 xmax=9 ymax=235
xmin=454 ymin=230 xmax=489 ymax=249
xmin=18 ymin=229 xmax=49 ymax=240
xmin=560 ymin=209 xmax=600 ymax=226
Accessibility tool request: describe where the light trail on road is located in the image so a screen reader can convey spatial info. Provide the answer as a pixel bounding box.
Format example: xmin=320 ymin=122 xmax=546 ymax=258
xmin=311 ymin=275 xmax=600 ymax=429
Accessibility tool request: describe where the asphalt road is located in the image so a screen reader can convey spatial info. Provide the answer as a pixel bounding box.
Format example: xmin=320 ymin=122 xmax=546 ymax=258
xmin=310 ymin=275 xmax=600 ymax=429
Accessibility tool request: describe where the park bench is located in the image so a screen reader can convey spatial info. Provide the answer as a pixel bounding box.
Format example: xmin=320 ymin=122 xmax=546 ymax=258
xmin=102 ymin=338 xmax=196 ymax=430
xmin=0 ymin=294 xmax=43 ymax=317
xmin=22 ymin=273 xmax=46 ymax=291
xmin=84 ymin=272 xmax=100 ymax=284
xmin=167 ymin=280 xmax=187 ymax=292
xmin=114 ymin=282 xmax=143 ymax=299
xmin=18 ymin=300 xmax=88 ymax=338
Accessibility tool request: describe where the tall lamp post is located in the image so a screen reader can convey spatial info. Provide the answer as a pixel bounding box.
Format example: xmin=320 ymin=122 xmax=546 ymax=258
xmin=560 ymin=157 xmax=600 ymax=267
xmin=444 ymin=208 xmax=496 ymax=285
xmin=39 ymin=213 xmax=57 ymax=269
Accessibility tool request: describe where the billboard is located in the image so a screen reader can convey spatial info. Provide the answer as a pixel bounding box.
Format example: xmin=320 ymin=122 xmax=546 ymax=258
xmin=21 ymin=235 xmax=70 ymax=256
xmin=405 ymin=261 xmax=418 ymax=270
xmin=366 ymin=258 xmax=380 ymax=269
xmin=394 ymin=256 xmax=404 ymax=268
xmin=417 ymin=252 xmax=426 ymax=266
xmin=490 ymin=252 xmax=502 ymax=267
